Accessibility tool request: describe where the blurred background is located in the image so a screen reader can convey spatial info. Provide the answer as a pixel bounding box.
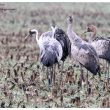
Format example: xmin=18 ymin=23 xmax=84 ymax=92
xmin=1 ymin=3 xmax=110 ymax=35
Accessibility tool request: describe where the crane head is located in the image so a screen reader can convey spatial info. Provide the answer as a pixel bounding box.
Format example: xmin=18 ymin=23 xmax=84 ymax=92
xmin=24 ymin=29 xmax=38 ymax=42
xmin=83 ymin=24 xmax=97 ymax=35
xmin=87 ymin=24 xmax=97 ymax=33
xmin=29 ymin=29 xmax=38 ymax=37
xmin=67 ymin=16 xmax=73 ymax=24
xmin=51 ymin=19 xmax=56 ymax=28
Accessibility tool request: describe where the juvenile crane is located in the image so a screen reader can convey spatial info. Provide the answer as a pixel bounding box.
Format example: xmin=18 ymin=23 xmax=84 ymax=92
xmin=67 ymin=16 xmax=100 ymax=88
xmin=84 ymin=24 xmax=110 ymax=81
xmin=25 ymin=29 xmax=63 ymax=86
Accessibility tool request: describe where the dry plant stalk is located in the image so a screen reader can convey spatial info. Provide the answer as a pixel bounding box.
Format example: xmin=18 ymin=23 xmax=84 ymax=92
xmin=21 ymin=72 xmax=25 ymax=82
xmin=51 ymin=86 xmax=58 ymax=98
xmin=65 ymin=70 xmax=75 ymax=84
xmin=14 ymin=69 xmax=18 ymax=83
xmin=75 ymin=97 xmax=81 ymax=107
xmin=101 ymin=98 xmax=110 ymax=108
xmin=7 ymin=69 xmax=10 ymax=78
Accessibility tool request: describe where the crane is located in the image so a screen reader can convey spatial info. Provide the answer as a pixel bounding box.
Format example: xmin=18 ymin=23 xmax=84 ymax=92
xmin=67 ymin=16 xmax=100 ymax=92
xmin=51 ymin=20 xmax=71 ymax=62
xmin=51 ymin=20 xmax=71 ymax=84
xmin=25 ymin=29 xmax=63 ymax=87
xmin=84 ymin=24 xmax=110 ymax=82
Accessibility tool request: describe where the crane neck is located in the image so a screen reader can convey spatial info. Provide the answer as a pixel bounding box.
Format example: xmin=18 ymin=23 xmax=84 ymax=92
xmin=35 ymin=33 xmax=39 ymax=44
xmin=90 ymin=31 xmax=97 ymax=41
xmin=35 ymin=32 xmax=44 ymax=52
xmin=67 ymin=23 xmax=73 ymax=33
xmin=67 ymin=23 xmax=82 ymax=44
xmin=51 ymin=26 xmax=57 ymax=38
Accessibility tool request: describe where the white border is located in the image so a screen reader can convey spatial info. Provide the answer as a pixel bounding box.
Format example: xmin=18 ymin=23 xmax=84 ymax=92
xmin=0 ymin=0 xmax=110 ymax=2
xmin=0 ymin=108 xmax=108 ymax=109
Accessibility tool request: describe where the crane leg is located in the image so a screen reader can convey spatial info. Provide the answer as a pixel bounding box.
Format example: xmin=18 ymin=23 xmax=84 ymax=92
xmin=86 ymin=70 xmax=89 ymax=96
xmin=57 ymin=62 xmax=60 ymax=69
xmin=59 ymin=62 xmax=64 ymax=85
xmin=102 ymin=59 xmax=104 ymax=70
xmin=60 ymin=61 xmax=64 ymax=107
xmin=41 ymin=65 xmax=45 ymax=71
xmin=80 ymin=64 xmax=83 ymax=75
xmin=46 ymin=67 xmax=50 ymax=89
xmin=51 ymin=65 xmax=56 ymax=86
xmin=80 ymin=64 xmax=83 ymax=89
xmin=77 ymin=64 xmax=83 ymax=97
xmin=98 ymin=73 xmax=101 ymax=82
xmin=53 ymin=64 xmax=56 ymax=85
xmin=104 ymin=61 xmax=106 ymax=80
xmin=50 ymin=66 xmax=53 ymax=86
xmin=107 ymin=62 xmax=109 ymax=84
xmin=106 ymin=61 xmax=108 ymax=80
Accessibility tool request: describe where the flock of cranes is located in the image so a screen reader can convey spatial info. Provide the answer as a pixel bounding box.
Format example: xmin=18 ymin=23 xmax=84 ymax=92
xmin=25 ymin=16 xmax=110 ymax=90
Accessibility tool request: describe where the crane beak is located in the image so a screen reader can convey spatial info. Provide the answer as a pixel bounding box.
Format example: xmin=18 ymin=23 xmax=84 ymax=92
xmin=80 ymin=31 xmax=87 ymax=36
xmin=83 ymin=31 xmax=87 ymax=34
xmin=24 ymin=34 xmax=30 ymax=42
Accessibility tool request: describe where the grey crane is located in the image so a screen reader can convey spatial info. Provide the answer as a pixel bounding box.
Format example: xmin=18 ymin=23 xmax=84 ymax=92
xmin=51 ymin=20 xmax=71 ymax=62
xmin=42 ymin=20 xmax=71 ymax=63
xmin=84 ymin=24 xmax=110 ymax=82
xmin=67 ymin=16 xmax=100 ymax=91
xmin=51 ymin=21 xmax=71 ymax=106
xmin=25 ymin=29 xmax=63 ymax=87
xmin=51 ymin=20 xmax=71 ymax=84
